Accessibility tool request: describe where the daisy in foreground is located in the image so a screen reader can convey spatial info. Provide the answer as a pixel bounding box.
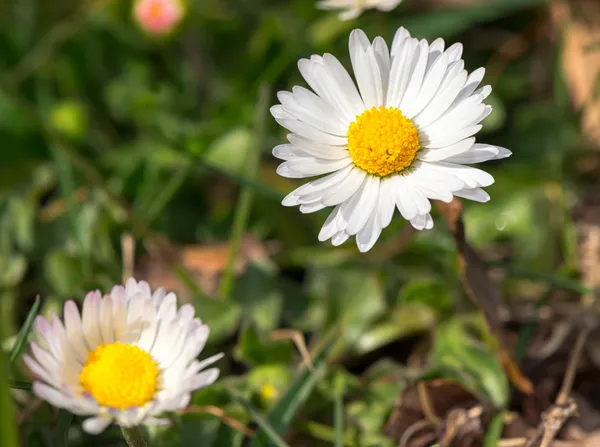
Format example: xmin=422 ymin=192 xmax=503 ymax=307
xmin=317 ymin=0 xmax=403 ymax=20
xmin=24 ymin=279 xmax=222 ymax=434
xmin=271 ymin=27 xmax=511 ymax=252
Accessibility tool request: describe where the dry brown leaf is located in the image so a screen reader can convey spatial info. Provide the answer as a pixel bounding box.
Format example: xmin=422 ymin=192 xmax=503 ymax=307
xmin=556 ymin=0 xmax=600 ymax=147
xmin=385 ymin=379 xmax=478 ymax=442
xmin=137 ymin=234 xmax=277 ymax=297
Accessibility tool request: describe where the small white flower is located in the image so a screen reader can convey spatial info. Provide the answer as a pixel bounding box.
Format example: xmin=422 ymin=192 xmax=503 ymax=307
xmin=317 ymin=0 xmax=403 ymax=20
xmin=24 ymin=278 xmax=222 ymax=434
xmin=271 ymin=27 xmax=511 ymax=252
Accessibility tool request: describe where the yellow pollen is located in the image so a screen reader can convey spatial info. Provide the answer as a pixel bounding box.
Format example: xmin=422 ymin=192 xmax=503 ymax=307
xmin=79 ymin=342 xmax=159 ymax=409
xmin=347 ymin=106 xmax=421 ymax=177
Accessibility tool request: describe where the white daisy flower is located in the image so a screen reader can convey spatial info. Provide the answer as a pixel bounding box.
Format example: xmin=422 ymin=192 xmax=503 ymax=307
xmin=24 ymin=278 xmax=223 ymax=434
xmin=317 ymin=0 xmax=403 ymax=20
xmin=271 ymin=27 xmax=511 ymax=252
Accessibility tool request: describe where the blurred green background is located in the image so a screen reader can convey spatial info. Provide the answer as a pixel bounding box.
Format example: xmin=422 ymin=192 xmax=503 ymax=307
xmin=2 ymin=0 xmax=599 ymax=445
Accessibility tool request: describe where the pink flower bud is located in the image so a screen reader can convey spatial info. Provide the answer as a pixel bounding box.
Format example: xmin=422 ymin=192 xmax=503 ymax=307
xmin=133 ymin=0 xmax=184 ymax=35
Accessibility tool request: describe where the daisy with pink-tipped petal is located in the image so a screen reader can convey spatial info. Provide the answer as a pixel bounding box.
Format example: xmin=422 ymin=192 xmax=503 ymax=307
xmin=317 ymin=0 xmax=403 ymax=20
xmin=133 ymin=0 xmax=184 ymax=36
xmin=271 ymin=27 xmax=511 ymax=252
xmin=24 ymin=278 xmax=222 ymax=434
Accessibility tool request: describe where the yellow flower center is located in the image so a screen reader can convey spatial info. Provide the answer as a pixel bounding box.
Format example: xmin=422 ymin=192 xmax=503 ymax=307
xmin=347 ymin=106 xmax=421 ymax=177
xmin=79 ymin=342 xmax=159 ymax=409
xmin=148 ymin=2 xmax=166 ymax=19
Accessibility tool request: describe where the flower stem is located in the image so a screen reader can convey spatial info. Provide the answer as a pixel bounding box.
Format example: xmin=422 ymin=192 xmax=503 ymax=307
xmin=120 ymin=426 xmax=147 ymax=447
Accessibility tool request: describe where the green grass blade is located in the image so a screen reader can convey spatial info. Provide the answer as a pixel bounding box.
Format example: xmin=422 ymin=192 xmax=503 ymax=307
xmin=251 ymin=331 xmax=335 ymax=447
xmin=54 ymin=410 xmax=73 ymax=447
xmin=227 ymin=386 xmax=290 ymax=447
xmin=484 ymin=412 xmax=504 ymax=447
xmin=490 ymin=262 xmax=591 ymax=294
xmin=0 ymin=349 xmax=19 ymax=447
xmin=9 ymin=380 xmax=32 ymax=390
xmin=9 ymin=295 xmax=40 ymax=365
xmin=145 ymin=164 xmax=189 ymax=225
xmin=219 ymin=83 xmax=271 ymax=299
xmin=334 ymin=386 xmax=344 ymax=447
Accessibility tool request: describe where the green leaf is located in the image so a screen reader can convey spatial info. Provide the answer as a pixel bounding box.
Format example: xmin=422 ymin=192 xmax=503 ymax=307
xmin=355 ymin=305 xmax=436 ymax=355
xmin=484 ymin=412 xmax=505 ymax=447
xmin=235 ymin=324 xmax=295 ymax=367
xmin=0 ymin=254 xmax=27 ymax=288
xmin=399 ymin=0 xmax=550 ymax=40
xmin=9 ymin=296 xmax=40 ymax=365
xmin=228 ymin=386 xmax=290 ymax=447
xmin=430 ymin=318 xmax=509 ymax=408
xmin=309 ymin=270 xmax=385 ymax=347
xmin=251 ymin=338 xmax=332 ymax=447
xmin=0 ymin=349 xmax=19 ymax=447
xmin=54 ymin=410 xmax=73 ymax=447
xmin=194 ymin=297 xmax=242 ymax=345
xmin=44 ymin=250 xmax=86 ymax=296
xmin=234 ymin=263 xmax=283 ymax=332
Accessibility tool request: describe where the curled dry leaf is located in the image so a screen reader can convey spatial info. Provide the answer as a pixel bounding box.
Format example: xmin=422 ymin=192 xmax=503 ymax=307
xmin=385 ymin=379 xmax=479 ymax=445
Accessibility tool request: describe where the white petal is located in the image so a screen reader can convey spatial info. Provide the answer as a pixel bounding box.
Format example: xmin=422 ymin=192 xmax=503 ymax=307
xmin=299 ymin=201 xmax=327 ymax=213
xmin=275 ymin=117 xmax=348 ymax=146
xmin=331 ymin=230 xmax=350 ymax=246
xmin=346 ymin=175 xmax=380 ymax=235
xmin=418 ymin=137 xmax=476 ymax=162
xmin=156 ymin=293 xmax=177 ymax=321
xmin=395 ymin=176 xmax=418 ymax=220
xmin=407 ymin=52 xmax=449 ymax=119
xmin=277 ymin=157 xmax=352 ymax=177
xmin=427 ymin=162 xmax=494 ymax=188
xmin=82 ymin=416 xmax=112 ymax=434
xmin=450 ymin=67 xmax=485 ymax=109
xmin=453 ymin=187 xmax=490 ymax=202
xmin=321 ymin=168 xmax=366 ymax=206
xmin=188 ymin=368 xmax=221 ymax=392
xmin=372 ymin=36 xmax=391 ymax=101
xmin=422 ymin=93 xmax=485 ymax=136
xmin=443 ymin=143 xmax=504 ymax=164
xmin=356 ymin=212 xmax=382 ymax=253
xmin=446 ymin=42 xmax=463 ymax=62
xmin=23 ymin=355 xmax=59 ymax=388
xmin=33 ymin=382 xmax=71 ymax=410
xmin=414 ymin=68 xmax=467 ymax=127
xmin=34 ymin=316 xmax=61 ymax=359
xmin=421 ymin=124 xmax=482 ymax=149
xmin=399 ymin=40 xmax=429 ymax=113
xmin=279 ymin=87 xmax=348 ymax=135
xmin=349 ymin=29 xmax=370 ymax=76
xmin=81 ymin=291 xmax=102 ymax=351
xmin=319 ymin=204 xmax=343 ymax=242
xmin=429 ymin=38 xmax=445 ymax=54
xmin=288 ymin=134 xmax=349 ymax=160
xmin=322 ymin=54 xmax=365 ymax=118
xmin=282 ymin=165 xmax=354 ymax=205
xmin=111 ymin=292 xmax=128 ymax=343
xmin=99 ymin=295 xmax=114 ymax=345
xmin=352 ymin=44 xmax=382 ymax=109
xmin=414 ymin=162 xmax=466 ymax=191
xmin=391 ymin=27 xmax=410 ymax=56
xmin=377 ymin=177 xmax=397 ymax=228
xmin=387 ymin=38 xmax=416 ymax=108
xmin=410 ymin=213 xmax=434 ymax=230
xmin=63 ymin=300 xmax=88 ymax=362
